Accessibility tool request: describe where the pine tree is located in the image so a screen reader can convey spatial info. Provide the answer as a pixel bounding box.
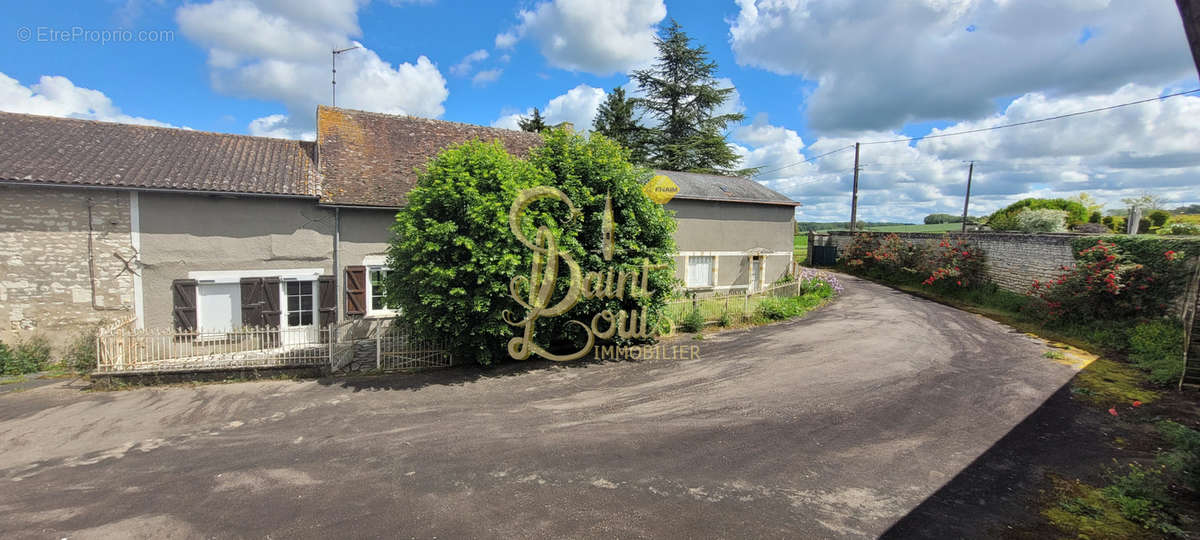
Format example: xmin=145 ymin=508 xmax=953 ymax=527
xmin=517 ymin=108 xmax=548 ymax=133
xmin=592 ymin=87 xmax=649 ymax=165
xmin=632 ymin=20 xmax=745 ymax=174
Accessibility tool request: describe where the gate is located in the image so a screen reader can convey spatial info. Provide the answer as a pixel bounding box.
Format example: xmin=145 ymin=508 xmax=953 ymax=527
xmin=811 ymin=245 xmax=839 ymax=267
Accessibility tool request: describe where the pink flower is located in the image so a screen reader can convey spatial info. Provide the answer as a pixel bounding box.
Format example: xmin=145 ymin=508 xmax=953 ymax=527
xmin=1108 ymin=408 xmax=1118 ymax=416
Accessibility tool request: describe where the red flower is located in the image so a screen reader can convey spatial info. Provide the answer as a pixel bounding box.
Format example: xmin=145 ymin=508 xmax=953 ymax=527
xmin=1132 ymin=401 xmax=1142 ymax=407
xmin=1165 ymin=250 xmax=1176 ymax=261
xmin=956 ymin=280 xmax=962 ymax=286
xmin=1108 ymin=407 xmax=1118 ymax=416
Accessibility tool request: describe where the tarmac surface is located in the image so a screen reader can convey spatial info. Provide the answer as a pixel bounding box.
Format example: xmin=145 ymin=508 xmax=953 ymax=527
xmin=0 ymin=273 xmax=1080 ymax=538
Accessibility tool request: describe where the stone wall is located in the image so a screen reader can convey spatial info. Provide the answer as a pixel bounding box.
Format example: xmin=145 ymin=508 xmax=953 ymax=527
xmin=810 ymin=231 xmax=1081 ymax=293
xmin=0 ymin=185 xmax=134 ymax=348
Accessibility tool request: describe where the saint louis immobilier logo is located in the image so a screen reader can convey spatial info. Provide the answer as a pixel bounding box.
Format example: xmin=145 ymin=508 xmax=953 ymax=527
xmin=502 ymin=176 xmax=684 ymax=362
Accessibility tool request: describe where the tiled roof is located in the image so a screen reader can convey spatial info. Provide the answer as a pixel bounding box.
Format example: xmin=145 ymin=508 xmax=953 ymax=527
xmin=316 ymin=106 xmax=543 ymax=207
xmin=654 ymin=169 xmax=801 ymax=206
xmin=0 ymin=111 xmax=317 ymax=196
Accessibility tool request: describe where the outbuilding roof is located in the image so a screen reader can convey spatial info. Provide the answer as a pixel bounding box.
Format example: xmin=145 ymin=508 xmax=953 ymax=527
xmin=315 ymin=106 xmax=542 ymax=207
xmin=0 ymin=111 xmax=317 ymax=197
xmin=655 ymin=169 xmax=800 ymax=206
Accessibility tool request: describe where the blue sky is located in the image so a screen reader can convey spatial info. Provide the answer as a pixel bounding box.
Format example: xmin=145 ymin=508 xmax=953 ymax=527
xmin=2 ymin=1 xmax=1198 ymax=222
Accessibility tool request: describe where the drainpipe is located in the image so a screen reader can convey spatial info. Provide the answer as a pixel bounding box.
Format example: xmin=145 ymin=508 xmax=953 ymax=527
xmin=333 ymin=207 xmax=341 ymax=323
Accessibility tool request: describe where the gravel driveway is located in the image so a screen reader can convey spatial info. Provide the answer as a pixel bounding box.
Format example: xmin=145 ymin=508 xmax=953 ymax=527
xmin=0 ymin=273 xmax=1080 ymax=539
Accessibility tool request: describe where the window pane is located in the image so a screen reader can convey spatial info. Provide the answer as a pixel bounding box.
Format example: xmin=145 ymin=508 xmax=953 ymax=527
xmin=288 ymin=312 xmax=299 ymax=326
xmin=287 ymin=281 xmax=299 ymax=295
xmin=301 ymin=312 xmax=312 ymax=325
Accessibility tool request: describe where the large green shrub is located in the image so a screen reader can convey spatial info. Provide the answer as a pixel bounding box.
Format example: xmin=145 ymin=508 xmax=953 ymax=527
xmin=385 ymin=130 xmax=676 ymax=365
xmin=1127 ymin=320 xmax=1184 ymax=386
xmin=1148 ymin=210 xmax=1170 ymax=228
xmin=986 ymin=198 xmax=1088 ymax=231
xmin=2 ymin=335 xmax=51 ymax=375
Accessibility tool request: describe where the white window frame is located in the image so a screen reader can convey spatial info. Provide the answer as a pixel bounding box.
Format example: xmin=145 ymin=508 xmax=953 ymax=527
xmin=686 ymin=255 xmax=715 ymax=288
xmin=365 ymin=265 xmax=398 ymax=317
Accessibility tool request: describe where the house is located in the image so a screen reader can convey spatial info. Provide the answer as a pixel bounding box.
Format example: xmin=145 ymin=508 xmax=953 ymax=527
xmin=0 ymin=107 xmax=799 ymax=348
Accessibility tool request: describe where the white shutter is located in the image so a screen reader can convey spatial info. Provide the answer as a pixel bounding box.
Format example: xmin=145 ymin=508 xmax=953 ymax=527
xmin=687 ymin=256 xmax=714 ymax=287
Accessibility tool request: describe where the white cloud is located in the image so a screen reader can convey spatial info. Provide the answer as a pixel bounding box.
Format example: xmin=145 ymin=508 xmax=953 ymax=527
xmin=729 ymin=0 xmax=1195 ymax=133
xmin=0 ymin=72 xmax=179 ymax=128
xmin=450 ymin=49 xmax=489 ymax=77
xmin=472 ymin=68 xmax=503 ymax=87
xmin=497 ymin=0 xmax=666 ymax=75
xmin=177 ymin=0 xmax=449 ymax=140
xmin=248 ymin=113 xmax=314 ymax=140
xmin=491 ymin=84 xmax=607 ymax=131
xmin=738 ymin=86 xmax=1200 ymax=222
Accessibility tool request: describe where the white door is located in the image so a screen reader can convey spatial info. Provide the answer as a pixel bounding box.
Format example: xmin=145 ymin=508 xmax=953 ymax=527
xmin=749 ymin=257 xmax=762 ymax=293
xmin=281 ymin=280 xmax=317 ymax=346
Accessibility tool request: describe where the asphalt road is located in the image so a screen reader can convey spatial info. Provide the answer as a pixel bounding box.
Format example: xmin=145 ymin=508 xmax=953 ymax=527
xmin=0 ymin=274 xmax=1081 ymax=539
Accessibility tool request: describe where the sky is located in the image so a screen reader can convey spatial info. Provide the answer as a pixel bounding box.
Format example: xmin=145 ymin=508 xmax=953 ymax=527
xmin=1 ymin=0 xmax=1198 ymax=223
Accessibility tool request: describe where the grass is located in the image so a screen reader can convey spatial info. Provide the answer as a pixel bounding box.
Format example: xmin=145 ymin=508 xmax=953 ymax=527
xmin=793 ymin=234 xmax=807 ymax=261
xmin=1043 ymin=475 xmax=1147 ymax=540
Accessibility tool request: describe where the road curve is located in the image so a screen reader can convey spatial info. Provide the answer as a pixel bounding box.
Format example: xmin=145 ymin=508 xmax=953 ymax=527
xmin=0 ymin=273 xmax=1079 ymax=538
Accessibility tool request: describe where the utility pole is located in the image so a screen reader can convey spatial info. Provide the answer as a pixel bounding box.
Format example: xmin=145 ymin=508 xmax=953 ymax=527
xmin=1178 ymin=0 xmax=1200 ymax=79
xmin=961 ymin=161 xmax=975 ymax=233
xmin=849 ymin=142 xmax=861 ymax=232
xmin=332 ymin=45 xmax=362 ymax=107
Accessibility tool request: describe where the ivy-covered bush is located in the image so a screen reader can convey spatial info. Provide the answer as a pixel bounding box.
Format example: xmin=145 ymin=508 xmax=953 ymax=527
xmin=1127 ymin=319 xmax=1185 ymax=385
xmin=384 ymin=130 xmax=676 ymax=365
xmin=1025 ymin=239 xmax=1192 ymax=325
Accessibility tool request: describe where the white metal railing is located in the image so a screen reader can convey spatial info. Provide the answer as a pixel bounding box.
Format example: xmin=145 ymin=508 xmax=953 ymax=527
xmin=96 ymin=324 xmax=333 ymax=373
xmin=377 ymin=326 xmax=453 ymax=370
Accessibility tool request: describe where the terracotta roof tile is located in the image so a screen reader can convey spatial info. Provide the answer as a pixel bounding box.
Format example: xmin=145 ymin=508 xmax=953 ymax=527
xmin=316 ymin=106 xmax=542 ymax=207
xmin=0 ymin=111 xmax=317 ymax=196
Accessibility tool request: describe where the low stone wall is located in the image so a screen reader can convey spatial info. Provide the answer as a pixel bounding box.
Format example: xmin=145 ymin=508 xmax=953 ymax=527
xmin=809 ymin=231 xmax=1084 ymax=293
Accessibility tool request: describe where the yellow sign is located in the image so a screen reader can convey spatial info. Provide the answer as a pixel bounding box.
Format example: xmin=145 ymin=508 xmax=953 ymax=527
xmin=642 ymin=174 xmax=678 ymax=204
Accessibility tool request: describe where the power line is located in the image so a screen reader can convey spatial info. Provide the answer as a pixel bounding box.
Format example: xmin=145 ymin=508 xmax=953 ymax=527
xmin=861 ymin=88 xmax=1200 ymax=146
xmin=749 ymin=145 xmax=855 ymax=177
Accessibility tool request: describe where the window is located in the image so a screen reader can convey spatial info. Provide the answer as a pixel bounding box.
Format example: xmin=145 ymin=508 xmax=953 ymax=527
xmin=367 ymin=266 xmax=398 ymax=315
xmin=686 ymin=256 xmax=714 ymax=288
xmin=286 ymin=280 xmax=314 ymax=327
xmin=749 ymin=255 xmax=763 ymax=292
xmin=197 ymin=282 xmax=241 ymax=333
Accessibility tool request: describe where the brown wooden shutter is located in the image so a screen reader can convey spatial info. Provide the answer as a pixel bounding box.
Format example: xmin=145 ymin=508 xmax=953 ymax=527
xmin=240 ymin=277 xmax=265 ymax=328
xmin=172 ymin=279 xmax=198 ymax=332
xmin=345 ymin=266 xmax=366 ymax=316
xmin=262 ymin=277 xmax=281 ymax=328
xmin=318 ymin=275 xmax=336 ymax=328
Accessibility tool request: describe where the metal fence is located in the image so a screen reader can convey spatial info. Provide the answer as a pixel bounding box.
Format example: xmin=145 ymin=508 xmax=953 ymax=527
xmin=665 ymin=281 xmax=806 ymax=326
xmin=96 ymin=324 xmax=333 ymax=374
xmin=377 ymin=325 xmax=453 ymax=370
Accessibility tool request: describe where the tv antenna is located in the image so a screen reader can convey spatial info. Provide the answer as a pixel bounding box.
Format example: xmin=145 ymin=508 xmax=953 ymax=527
xmin=331 ymin=45 xmax=361 ymax=107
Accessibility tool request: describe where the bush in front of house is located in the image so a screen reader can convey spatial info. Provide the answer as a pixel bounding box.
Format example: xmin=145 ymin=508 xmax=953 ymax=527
xmin=1 ymin=335 xmax=52 ymax=376
xmin=1127 ymin=319 xmax=1185 ymax=386
xmin=384 ymin=130 xmax=676 ymax=365
xmin=1013 ymin=208 xmax=1068 ymax=233
xmin=920 ymin=235 xmax=986 ymax=289
xmin=842 ymin=233 xmax=986 ymax=291
xmin=677 ymin=308 xmax=705 ymax=333
xmin=64 ymin=325 xmax=100 ymax=373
